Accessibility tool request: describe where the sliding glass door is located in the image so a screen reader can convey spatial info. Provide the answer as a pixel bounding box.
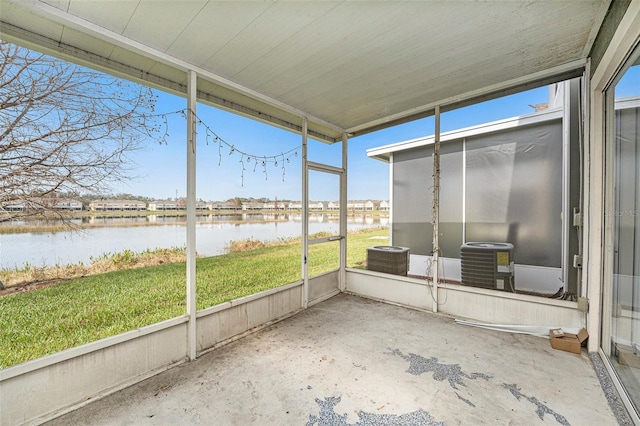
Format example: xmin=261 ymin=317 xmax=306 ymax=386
xmin=605 ymin=41 xmax=640 ymax=414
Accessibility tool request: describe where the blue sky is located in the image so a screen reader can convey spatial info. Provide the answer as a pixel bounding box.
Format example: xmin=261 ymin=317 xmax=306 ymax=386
xmin=121 ymin=65 xmax=639 ymax=203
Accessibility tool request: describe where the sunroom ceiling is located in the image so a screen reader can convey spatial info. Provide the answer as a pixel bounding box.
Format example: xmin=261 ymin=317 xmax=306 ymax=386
xmin=0 ymin=0 xmax=609 ymax=142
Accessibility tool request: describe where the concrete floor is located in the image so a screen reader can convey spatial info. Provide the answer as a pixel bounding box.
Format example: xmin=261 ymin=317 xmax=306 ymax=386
xmin=48 ymin=294 xmax=618 ymax=425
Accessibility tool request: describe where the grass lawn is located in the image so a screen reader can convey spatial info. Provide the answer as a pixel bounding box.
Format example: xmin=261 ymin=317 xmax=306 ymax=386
xmin=0 ymin=228 xmax=388 ymax=368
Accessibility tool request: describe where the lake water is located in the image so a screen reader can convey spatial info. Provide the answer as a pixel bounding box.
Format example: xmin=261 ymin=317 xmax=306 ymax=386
xmin=0 ymin=214 xmax=388 ymax=269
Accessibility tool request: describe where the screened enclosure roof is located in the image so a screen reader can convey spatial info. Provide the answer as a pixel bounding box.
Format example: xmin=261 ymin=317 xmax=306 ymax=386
xmin=366 ymin=107 xmax=564 ymax=163
xmin=0 ymin=0 xmax=610 ymax=142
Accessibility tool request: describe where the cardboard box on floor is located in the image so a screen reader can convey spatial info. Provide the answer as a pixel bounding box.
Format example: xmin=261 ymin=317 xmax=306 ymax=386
xmin=549 ymin=328 xmax=589 ymax=354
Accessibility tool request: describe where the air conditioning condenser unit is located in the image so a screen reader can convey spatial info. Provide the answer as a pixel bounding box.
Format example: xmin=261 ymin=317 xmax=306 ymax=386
xmin=367 ymin=246 xmax=410 ymax=276
xmin=461 ymin=242 xmax=515 ymax=292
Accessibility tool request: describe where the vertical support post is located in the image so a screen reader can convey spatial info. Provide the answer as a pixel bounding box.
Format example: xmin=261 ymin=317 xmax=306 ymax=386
xmin=587 ymin=82 xmax=605 ymax=354
xmin=389 ymin=154 xmax=394 ymax=242
xmin=186 ymin=70 xmax=197 ymax=360
xmin=301 ymin=117 xmax=309 ymax=308
xmin=462 ymin=139 xmax=467 ymax=245
xmin=580 ymin=61 xmax=590 ymax=301
xmin=339 ymin=133 xmax=348 ymax=292
xmin=598 ymin=84 xmax=616 ymax=355
xmin=561 ymin=81 xmax=571 ymax=292
xmin=432 ymin=105 xmax=441 ymax=313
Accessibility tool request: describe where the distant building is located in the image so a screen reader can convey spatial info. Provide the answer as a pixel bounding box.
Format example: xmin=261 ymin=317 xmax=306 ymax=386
xmin=51 ymin=198 xmax=83 ymax=211
xmin=207 ymin=201 xmax=238 ymax=210
xmin=262 ymin=202 xmax=286 ymax=211
xmin=147 ymin=200 xmax=178 ymax=211
xmin=89 ymin=199 xmax=146 ymax=211
xmin=309 ymin=201 xmax=326 ymax=211
xmin=2 ymin=198 xmax=83 ymax=212
xmin=347 ymin=201 xmax=366 ymax=211
xmin=172 ymin=198 xmax=206 ymax=210
xmin=241 ymin=202 xmax=264 ymax=211
xmin=1 ymin=200 xmax=26 ymax=212
xmin=235 ymin=200 xmax=385 ymax=212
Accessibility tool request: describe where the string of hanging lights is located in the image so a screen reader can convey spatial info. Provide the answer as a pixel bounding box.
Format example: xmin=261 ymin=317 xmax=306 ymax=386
xmin=145 ymin=108 xmax=300 ymax=187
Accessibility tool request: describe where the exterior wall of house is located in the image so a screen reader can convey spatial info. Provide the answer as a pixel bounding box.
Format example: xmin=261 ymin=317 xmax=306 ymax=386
xmin=392 ymin=138 xmax=465 ymax=259
xmin=391 ymin=119 xmax=565 ymax=273
xmin=377 ymin=92 xmax=590 ymax=295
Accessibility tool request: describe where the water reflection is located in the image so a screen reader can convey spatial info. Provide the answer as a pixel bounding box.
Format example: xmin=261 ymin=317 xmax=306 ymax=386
xmin=0 ymin=214 xmax=388 ymax=268
xmin=0 ymin=213 xmax=382 ymax=227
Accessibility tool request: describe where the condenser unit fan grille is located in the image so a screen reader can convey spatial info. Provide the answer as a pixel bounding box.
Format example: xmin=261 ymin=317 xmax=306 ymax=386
xmin=461 ymin=250 xmax=499 ymax=288
xmin=367 ymin=246 xmax=410 ymax=276
xmin=461 ymin=242 xmax=515 ymax=292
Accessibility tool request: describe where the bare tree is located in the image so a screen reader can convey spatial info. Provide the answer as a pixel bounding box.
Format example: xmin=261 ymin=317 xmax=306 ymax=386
xmin=0 ymin=41 xmax=159 ymax=221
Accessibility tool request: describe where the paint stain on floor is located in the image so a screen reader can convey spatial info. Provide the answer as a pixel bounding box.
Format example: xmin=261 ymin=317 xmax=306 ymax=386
xmin=503 ymin=383 xmax=570 ymax=426
xmin=388 ymin=348 xmax=491 ymax=390
xmin=306 ymin=396 xmax=444 ymax=426
xmin=306 ymin=348 xmax=571 ymax=425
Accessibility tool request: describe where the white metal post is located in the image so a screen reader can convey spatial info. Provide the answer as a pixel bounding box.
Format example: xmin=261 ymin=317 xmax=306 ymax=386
xmin=301 ymin=118 xmax=309 ymax=308
xmin=432 ymin=105 xmax=441 ymax=313
xmin=339 ymin=133 xmax=348 ymax=291
xmin=186 ymin=70 xmax=197 ymax=360
xmin=580 ymin=61 xmax=590 ymax=301
xmin=389 ymin=154 xmax=394 ymax=243
xmin=462 ymin=139 xmax=466 ymax=245
xmin=561 ymin=81 xmax=571 ymax=291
